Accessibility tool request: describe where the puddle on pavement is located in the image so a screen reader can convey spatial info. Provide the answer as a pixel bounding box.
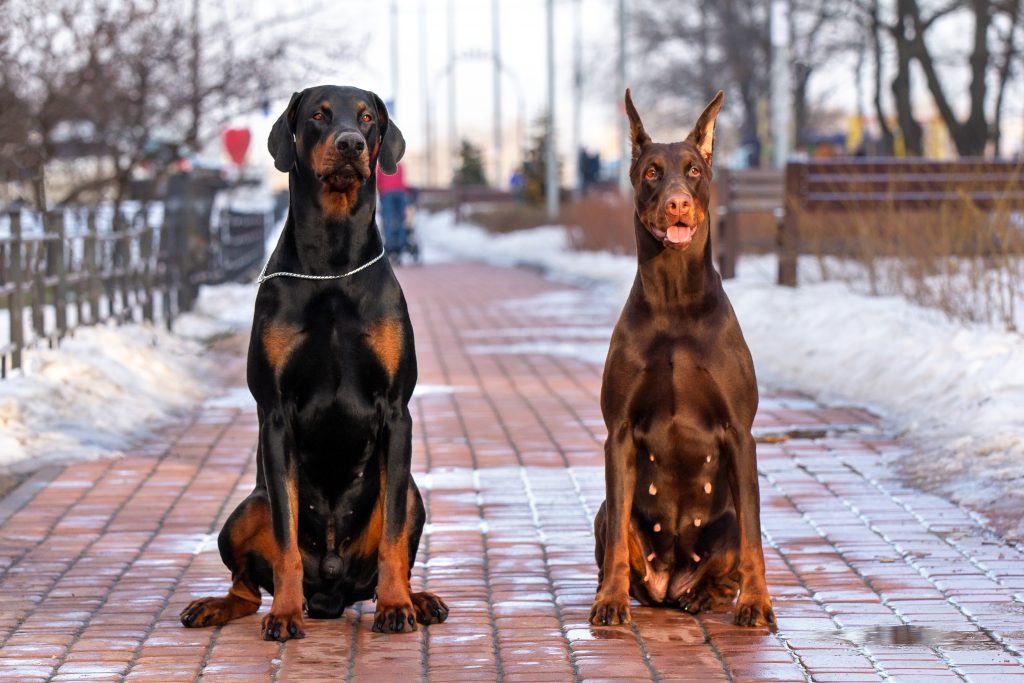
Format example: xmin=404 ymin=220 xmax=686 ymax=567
xmin=836 ymin=625 xmax=1001 ymax=650
xmin=565 ymin=627 xmax=638 ymax=642
xmin=565 ymin=626 xmax=705 ymax=644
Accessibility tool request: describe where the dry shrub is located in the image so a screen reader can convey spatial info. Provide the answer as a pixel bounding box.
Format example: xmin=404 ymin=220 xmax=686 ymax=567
xmin=561 ymin=192 xmax=636 ymax=254
xmin=466 ymin=192 xmax=636 ymax=254
xmin=802 ymin=179 xmax=1024 ymax=331
xmin=463 ymin=204 xmax=552 ymax=233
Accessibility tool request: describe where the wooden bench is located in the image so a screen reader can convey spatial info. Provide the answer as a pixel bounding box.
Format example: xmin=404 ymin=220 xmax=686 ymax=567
xmin=777 ymin=159 xmax=1024 ymax=286
xmin=714 ymin=168 xmax=784 ymax=279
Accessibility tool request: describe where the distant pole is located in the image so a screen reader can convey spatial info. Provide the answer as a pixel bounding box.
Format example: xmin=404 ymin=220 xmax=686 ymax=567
xmin=617 ymin=0 xmax=630 ymax=195
xmin=770 ymin=0 xmax=792 ymax=168
xmin=447 ymin=0 xmax=458 ymax=184
xmin=420 ymin=0 xmax=432 ymax=185
xmin=545 ymin=0 xmax=558 ymax=218
xmin=390 ymin=0 xmax=399 ymax=117
xmin=572 ymin=0 xmax=583 ymax=200
xmin=492 ymin=0 xmax=503 ymax=188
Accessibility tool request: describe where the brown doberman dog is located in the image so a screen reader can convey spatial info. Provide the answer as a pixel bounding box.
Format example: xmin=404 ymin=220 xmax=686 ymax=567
xmin=179 ymin=85 xmax=447 ymax=640
xmin=589 ymin=89 xmax=775 ymax=630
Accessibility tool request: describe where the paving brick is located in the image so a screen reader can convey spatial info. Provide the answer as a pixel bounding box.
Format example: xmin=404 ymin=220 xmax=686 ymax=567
xmin=1 ymin=263 xmax=1023 ymax=680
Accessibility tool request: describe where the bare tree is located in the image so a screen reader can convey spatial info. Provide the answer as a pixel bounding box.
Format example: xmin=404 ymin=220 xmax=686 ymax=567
xmin=859 ymin=0 xmax=1023 ymax=157
xmin=629 ymin=0 xmax=853 ymax=165
xmin=0 ymin=0 xmax=350 ymax=210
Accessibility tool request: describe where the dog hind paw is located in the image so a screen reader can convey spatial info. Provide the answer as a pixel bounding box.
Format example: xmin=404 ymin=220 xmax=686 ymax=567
xmin=180 ymin=595 xmax=258 ymax=628
xmin=411 ymin=591 xmax=449 ymax=625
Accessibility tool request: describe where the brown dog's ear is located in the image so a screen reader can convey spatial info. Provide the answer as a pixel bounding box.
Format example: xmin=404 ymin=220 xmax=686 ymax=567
xmin=371 ymin=93 xmax=406 ymax=175
xmin=267 ymin=91 xmax=304 ymax=173
xmin=624 ymin=88 xmax=651 ymax=165
xmin=686 ymin=90 xmax=724 ymax=166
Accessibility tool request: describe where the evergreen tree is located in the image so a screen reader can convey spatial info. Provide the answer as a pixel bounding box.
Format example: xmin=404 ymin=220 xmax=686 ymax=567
xmin=520 ymin=115 xmax=560 ymax=206
xmin=452 ymin=140 xmax=488 ymax=187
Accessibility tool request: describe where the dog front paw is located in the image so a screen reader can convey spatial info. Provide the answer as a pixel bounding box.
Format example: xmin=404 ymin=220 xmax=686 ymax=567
xmin=373 ymin=600 xmax=418 ymax=633
xmin=734 ymin=593 xmax=776 ymax=631
xmin=589 ymin=593 xmax=631 ymax=625
xmin=261 ymin=610 xmax=306 ymax=641
xmin=411 ymin=591 xmax=449 ymax=625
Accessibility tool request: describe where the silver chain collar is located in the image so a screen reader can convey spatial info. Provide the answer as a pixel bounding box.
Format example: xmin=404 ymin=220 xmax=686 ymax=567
xmin=256 ymin=245 xmax=387 ymax=285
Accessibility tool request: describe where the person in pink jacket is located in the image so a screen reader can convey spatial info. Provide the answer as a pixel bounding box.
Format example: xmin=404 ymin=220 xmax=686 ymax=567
xmin=378 ymin=162 xmax=409 ymax=256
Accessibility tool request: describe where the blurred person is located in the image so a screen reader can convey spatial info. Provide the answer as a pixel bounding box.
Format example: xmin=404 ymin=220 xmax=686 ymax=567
xmin=378 ymin=161 xmax=409 ymax=257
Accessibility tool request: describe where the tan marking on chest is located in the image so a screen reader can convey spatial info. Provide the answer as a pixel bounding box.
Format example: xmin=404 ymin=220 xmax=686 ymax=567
xmin=367 ymin=319 xmax=403 ymax=377
xmin=320 ymin=185 xmax=360 ymax=219
xmin=263 ymin=323 xmax=306 ymax=373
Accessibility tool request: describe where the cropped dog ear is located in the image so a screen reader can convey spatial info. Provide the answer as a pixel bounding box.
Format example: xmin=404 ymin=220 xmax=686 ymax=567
xmin=686 ymin=90 xmax=724 ymax=166
xmin=372 ymin=93 xmax=406 ymax=175
xmin=624 ymin=88 xmax=651 ymax=164
xmin=267 ymin=91 xmax=304 ymax=173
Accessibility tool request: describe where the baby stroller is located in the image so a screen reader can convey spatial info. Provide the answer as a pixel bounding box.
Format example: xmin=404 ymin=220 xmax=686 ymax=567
xmin=380 ymin=186 xmax=420 ymax=265
xmin=402 ymin=191 xmax=421 ymax=264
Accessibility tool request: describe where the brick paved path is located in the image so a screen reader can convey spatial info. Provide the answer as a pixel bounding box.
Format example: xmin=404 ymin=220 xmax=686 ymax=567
xmin=2 ymin=263 xmax=1024 ymax=682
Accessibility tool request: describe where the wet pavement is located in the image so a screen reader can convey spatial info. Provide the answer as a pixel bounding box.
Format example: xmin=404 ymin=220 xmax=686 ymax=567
xmin=1 ymin=262 xmax=1024 ymax=682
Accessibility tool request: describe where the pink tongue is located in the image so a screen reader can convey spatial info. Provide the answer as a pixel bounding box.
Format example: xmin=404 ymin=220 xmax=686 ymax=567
xmin=667 ymin=225 xmax=692 ymax=243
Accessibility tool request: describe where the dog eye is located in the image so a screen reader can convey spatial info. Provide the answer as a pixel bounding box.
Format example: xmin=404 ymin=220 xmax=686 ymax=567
xmin=688 ymin=167 xmax=701 ymax=178
xmin=645 ymin=168 xmax=658 ymax=180
xmin=311 ymin=112 xmax=324 ymax=121
xmin=361 ymin=113 xmax=373 ymax=123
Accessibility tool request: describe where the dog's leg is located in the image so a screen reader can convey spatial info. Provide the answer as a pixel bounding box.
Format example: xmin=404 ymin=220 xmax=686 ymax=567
xmin=372 ymin=407 xmax=419 ymax=633
xmin=726 ymin=433 xmax=776 ymax=630
xmin=590 ymin=425 xmax=638 ymax=625
xmin=259 ymin=405 xmax=306 ymax=641
xmin=406 ymin=482 xmax=449 ymax=626
xmin=180 ymin=493 xmax=268 ymax=628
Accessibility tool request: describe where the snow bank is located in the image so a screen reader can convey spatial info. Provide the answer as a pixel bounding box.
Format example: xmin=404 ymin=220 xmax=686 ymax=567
xmin=417 ymin=211 xmax=1024 ymax=534
xmin=0 ymin=324 xmax=209 ymax=471
xmin=0 ymin=275 xmax=260 ymax=473
xmin=173 ymin=284 xmax=256 ymax=340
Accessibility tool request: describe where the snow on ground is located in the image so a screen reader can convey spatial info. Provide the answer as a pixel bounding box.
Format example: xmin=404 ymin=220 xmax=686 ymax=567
xmin=0 ymin=281 xmax=261 ymax=473
xmin=0 ymin=323 xmax=210 ymax=471
xmin=417 ymin=210 xmax=1024 ymax=537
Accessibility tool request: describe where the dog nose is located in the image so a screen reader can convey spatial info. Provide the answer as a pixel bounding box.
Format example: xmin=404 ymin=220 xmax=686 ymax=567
xmin=666 ymin=194 xmax=692 ymax=217
xmin=335 ymin=132 xmax=365 ymax=155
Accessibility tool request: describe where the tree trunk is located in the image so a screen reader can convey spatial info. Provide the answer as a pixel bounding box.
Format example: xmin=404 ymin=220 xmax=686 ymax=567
xmin=906 ymin=0 xmax=993 ymax=157
xmin=892 ymin=0 xmax=924 ymax=156
xmin=870 ymin=1 xmax=896 ymax=155
xmin=990 ymin=0 xmax=1020 ymax=157
xmin=792 ymin=64 xmax=811 ymax=147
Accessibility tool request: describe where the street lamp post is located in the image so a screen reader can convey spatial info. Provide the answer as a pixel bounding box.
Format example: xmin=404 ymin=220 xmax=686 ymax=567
xmin=617 ymin=0 xmax=630 ymax=195
xmin=770 ymin=0 xmax=792 ymax=168
xmin=545 ymin=0 xmax=559 ymax=218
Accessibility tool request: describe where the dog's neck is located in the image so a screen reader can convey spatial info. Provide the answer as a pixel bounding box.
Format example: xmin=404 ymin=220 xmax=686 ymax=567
xmin=633 ymin=214 xmax=719 ymax=308
xmin=278 ymin=170 xmax=384 ymax=276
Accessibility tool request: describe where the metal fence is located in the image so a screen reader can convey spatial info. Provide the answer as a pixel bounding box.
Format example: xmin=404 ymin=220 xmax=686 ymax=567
xmin=0 ymin=201 xmax=268 ymax=378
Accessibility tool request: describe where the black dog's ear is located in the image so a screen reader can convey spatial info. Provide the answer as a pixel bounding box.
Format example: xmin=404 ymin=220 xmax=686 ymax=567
xmin=624 ymin=88 xmax=651 ymax=165
xmin=686 ymin=90 xmax=724 ymax=166
xmin=267 ymin=91 xmax=304 ymax=173
xmin=372 ymin=93 xmax=406 ymax=175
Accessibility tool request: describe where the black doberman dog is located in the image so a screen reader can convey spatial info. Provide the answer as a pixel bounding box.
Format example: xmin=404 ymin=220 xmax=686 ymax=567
xmin=179 ymin=85 xmax=448 ymax=639
xmin=589 ymin=90 xmax=775 ymax=630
